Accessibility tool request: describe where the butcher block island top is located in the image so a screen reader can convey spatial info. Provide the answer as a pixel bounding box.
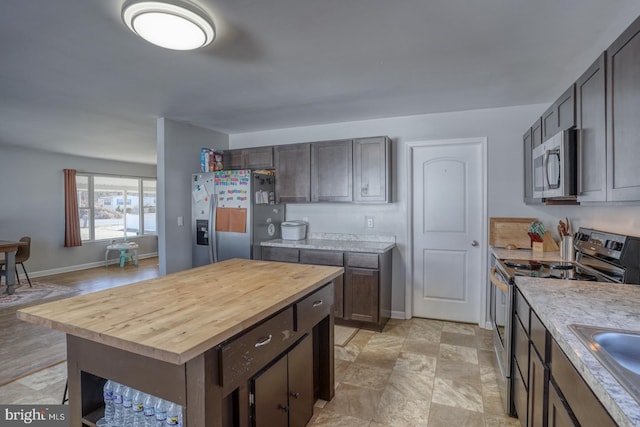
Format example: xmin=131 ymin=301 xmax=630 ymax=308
xmin=17 ymin=258 xmax=343 ymax=365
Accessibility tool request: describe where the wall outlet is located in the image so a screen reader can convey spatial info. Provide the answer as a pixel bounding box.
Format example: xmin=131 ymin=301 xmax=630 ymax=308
xmin=365 ymin=216 xmax=374 ymax=228
xmin=178 ymin=216 xmax=184 ymax=226
xmin=302 ymin=217 xmax=309 ymax=223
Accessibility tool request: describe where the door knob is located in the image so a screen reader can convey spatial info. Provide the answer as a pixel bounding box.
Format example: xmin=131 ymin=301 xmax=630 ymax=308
xmin=471 ymin=240 xmax=479 ymax=247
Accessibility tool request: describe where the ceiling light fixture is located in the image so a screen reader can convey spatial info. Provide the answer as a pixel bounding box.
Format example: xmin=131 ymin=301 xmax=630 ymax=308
xmin=122 ymin=0 xmax=215 ymax=50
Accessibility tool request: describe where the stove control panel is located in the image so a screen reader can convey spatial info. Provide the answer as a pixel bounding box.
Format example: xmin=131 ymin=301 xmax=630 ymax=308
xmin=575 ymin=229 xmax=625 ymax=260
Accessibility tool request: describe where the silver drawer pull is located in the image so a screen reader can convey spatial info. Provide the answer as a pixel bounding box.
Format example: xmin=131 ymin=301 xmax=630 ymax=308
xmin=255 ymin=335 xmax=273 ymax=347
xmin=312 ymin=300 xmax=323 ymax=307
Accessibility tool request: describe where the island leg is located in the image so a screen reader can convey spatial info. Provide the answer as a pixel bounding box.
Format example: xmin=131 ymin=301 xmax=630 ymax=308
xmin=316 ymin=313 xmax=335 ymax=401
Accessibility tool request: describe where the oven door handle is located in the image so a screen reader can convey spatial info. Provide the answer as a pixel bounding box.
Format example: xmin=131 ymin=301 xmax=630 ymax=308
xmin=490 ymin=267 xmax=510 ymax=294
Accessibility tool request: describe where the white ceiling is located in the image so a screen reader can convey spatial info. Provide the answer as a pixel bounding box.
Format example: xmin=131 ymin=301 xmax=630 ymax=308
xmin=1 ymin=0 xmax=639 ymax=164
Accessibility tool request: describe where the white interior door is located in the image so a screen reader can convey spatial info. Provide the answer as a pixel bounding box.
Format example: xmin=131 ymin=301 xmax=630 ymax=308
xmin=411 ymin=140 xmax=484 ymax=323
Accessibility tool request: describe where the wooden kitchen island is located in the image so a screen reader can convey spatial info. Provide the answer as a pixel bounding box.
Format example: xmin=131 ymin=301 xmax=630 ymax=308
xmin=17 ymin=259 xmax=342 ymax=427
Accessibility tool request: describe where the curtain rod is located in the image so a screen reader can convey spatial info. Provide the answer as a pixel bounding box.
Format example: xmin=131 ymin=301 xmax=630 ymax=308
xmin=74 ymin=170 xmax=157 ymax=179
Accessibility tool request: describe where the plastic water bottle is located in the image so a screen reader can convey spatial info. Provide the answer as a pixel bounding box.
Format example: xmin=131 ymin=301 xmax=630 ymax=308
xmin=154 ymin=398 xmax=168 ymax=427
xmin=112 ymin=382 xmax=125 ymax=426
xmin=165 ymin=402 xmax=181 ymax=426
xmin=143 ymin=394 xmax=156 ymax=427
xmin=132 ymin=390 xmax=146 ymax=427
xmin=122 ymin=386 xmax=134 ymax=426
xmin=101 ymin=380 xmax=115 ymax=426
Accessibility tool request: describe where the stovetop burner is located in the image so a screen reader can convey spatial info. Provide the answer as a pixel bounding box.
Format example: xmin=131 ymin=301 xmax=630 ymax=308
xmin=503 ymin=260 xmax=543 ymax=270
xmin=542 ymin=262 xmax=574 ymax=270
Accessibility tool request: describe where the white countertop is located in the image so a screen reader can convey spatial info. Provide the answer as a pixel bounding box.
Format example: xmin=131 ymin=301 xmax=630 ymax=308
xmin=261 ymin=238 xmax=395 ymax=253
xmin=515 ymin=278 xmax=640 ymax=427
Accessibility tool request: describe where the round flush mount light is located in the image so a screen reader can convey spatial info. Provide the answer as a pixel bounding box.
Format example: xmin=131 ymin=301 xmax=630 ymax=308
xmin=122 ymin=0 xmax=215 ymax=50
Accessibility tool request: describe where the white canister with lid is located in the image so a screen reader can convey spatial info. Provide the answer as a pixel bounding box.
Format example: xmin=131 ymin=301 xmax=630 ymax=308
xmin=281 ymin=220 xmax=307 ymax=240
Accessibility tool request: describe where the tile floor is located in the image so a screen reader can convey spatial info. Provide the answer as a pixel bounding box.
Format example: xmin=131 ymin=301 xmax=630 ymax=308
xmin=0 ymin=318 xmax=520 ymax=426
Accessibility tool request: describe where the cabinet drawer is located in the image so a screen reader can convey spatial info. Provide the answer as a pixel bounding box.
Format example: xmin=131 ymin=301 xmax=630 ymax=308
xmin=219 ymin=308 xmax=295 ymax=391
xmin=515 ymin=289 xmax=530 ymax=334
xmin=550 ymin=339 xmax=616 ymax=427
xmin=513 ymin=313 xmax=530 ymax=388
xmin=300 ymin=250 xmax=343 ymax=266
xmin=262 ymin=247 xmax=300 ymax=263
xmin=346 ymin=253 xmax=378 ymax=269
xmin=530 ymin=311 xmax=547 ymax=361
xmin=295 ymin=283 xmax=334 ymax=332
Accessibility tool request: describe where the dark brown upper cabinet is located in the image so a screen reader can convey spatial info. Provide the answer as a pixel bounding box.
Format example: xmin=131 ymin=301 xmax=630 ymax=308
xmin=542 ymin=85 xmax=576 ymax=142
xmin=311 ymin=139 xmax=353 ymax=202
xmin=576 ymin=53 xmax=607 ymax=203
xmin=224 ymin=146 xmax=274 ymax=170
xmin=531 ymin=118 xmax=543 ymax=148
xmin=353 ymin=136 xmax=391 ymax=203
xmin=524 ymin=124 xmax=542 ymax=205
xmin=274 ymin=144 xmax=312 ymax=203
xmin=607 ymin=15 xmax=640 ymax=201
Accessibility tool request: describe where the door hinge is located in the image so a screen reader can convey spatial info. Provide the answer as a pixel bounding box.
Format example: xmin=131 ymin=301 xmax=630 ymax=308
xmin=249 ymin=392 xmax=254 ymax=406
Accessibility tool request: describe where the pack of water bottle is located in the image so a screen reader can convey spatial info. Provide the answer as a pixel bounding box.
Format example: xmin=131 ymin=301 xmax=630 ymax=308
xmin=98 ymin=379 xmax=183 ymax=427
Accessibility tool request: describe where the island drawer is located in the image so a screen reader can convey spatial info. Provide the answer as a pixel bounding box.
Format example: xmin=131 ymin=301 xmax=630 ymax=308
xmin=219 ymin=307 xmax=295 ymax=391
xmin=300 ymin=250 xmax=344 ymax=266
xmin=295 ymin=283 xmax=334 ymax=332
xmin=262 ymin=247 xmax=300 ymax=263
xmin=346 ymin=253 xmax=378 ymax=269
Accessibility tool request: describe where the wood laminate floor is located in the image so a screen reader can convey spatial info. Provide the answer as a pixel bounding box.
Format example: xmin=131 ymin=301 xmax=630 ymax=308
xmin=0 ymin=257 xmax=160 ymax=386
xmin=0 ymin=259 xmax=518 ymax=426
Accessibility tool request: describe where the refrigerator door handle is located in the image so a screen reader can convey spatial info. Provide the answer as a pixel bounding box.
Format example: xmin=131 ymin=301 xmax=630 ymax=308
xmin=209 ymin=197 xmax=218 ymax=263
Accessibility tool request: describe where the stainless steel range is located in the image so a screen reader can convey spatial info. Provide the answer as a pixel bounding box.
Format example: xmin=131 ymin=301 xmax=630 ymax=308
xmin=489 ymin=227 xmax=640 ymax=416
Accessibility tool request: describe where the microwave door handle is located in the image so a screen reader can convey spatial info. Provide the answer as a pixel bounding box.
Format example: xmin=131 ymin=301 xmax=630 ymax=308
xmin=543 ymin=150 xmax=551 ymax=189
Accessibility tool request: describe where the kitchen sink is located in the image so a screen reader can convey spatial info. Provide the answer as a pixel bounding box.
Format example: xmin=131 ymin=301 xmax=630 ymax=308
xmin=570 ymin=324 xmax=640 ymax=404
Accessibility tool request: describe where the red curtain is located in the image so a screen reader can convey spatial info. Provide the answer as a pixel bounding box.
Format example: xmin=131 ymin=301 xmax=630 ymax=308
xmin=64 ymin=169 xmax=82 ymax=247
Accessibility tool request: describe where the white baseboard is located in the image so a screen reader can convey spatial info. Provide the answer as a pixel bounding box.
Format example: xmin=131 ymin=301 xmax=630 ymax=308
xmin=29 ymin=252 xmax=158 ymax=279
xmin=391 ymin=310 xmax=408 ymax=320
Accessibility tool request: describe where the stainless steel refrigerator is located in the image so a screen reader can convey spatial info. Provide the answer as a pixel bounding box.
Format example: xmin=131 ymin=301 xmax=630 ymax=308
xmin=192 ymin=170 xmax=284 ymax=267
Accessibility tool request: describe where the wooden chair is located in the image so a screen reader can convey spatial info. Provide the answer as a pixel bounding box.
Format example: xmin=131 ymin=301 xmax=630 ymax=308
xmin=0 ymin=236 xmax=32 ymax=287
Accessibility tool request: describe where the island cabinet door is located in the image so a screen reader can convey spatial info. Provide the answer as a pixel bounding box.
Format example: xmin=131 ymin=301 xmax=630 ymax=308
xmin=287 ymin=335 xmax=314 ymax=427
xmin=251 ymin=335 xmax=314 ymax=427
xmin=253 ymin=355 xmax=289 ymax=427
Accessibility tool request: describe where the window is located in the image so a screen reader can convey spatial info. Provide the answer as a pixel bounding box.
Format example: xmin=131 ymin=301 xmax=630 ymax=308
xmin=76 ymin=174 xmax=157 ymax=241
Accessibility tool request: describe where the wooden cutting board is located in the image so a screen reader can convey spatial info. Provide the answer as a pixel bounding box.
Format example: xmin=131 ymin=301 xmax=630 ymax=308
xmin=489 ymin=217 xmax=536 ymax=249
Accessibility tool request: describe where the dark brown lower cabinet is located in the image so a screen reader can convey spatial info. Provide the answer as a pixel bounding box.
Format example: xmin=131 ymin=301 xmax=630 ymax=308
xmin=528 ymin=345 xmax=548 ymax=427
xmin=547 ymin=381 xmax=577 ymax=427
xmin=252 ymin=335 xmax=314 ymax=427
xmin=344 ymin=267 xmax=379 ymax=323
xmin=513 ymin=362 xmax=528 ymax=427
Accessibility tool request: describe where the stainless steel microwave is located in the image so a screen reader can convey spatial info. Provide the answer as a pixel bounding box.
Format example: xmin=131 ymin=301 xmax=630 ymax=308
xmin=532 ymin=129 xmax=577 ymax=199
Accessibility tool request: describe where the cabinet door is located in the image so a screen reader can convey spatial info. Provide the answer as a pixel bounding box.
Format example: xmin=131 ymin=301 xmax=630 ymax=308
xmin=542 ymin=86 xmax=576 ymax=141
xmin=253 ymin=356 xmax=289 ymax=427
xmin=607 ymin=16 xmax=640 ymax=201
xmin=224 ymin=149 xmax=245 ymax=170
xmin=548 ymin=381 xmax=578 ymax=427
xmin=288 ymin=336 xmax=314 ymax=427
xmin=576 ymin=53 xmax=607 ymax=202
xmin=344 ymin=268 xmax=379 ymax=323
xmin=524 ymin=128 xmax=542 ymax=204
xmin=353 ymin=137 xmax=390 ymax=203
xmin=275 ymin=144 xmax=311 ymax=203
xmin=513 ymin=362 xmax=528 ymax=427
xmin=528 ymin=344 xmax=548 ymax=427
xmin=245 ymin=146 xmax=274 ymax=169
xmin=532 ymin=118 xmax=543 ymax=148
xmin=311 ymin=139 xmax=353 ymax=202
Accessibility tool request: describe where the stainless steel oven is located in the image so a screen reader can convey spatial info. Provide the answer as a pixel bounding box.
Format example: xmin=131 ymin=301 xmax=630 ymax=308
xmin=489 ymin=258 xmax=514 ymax=415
